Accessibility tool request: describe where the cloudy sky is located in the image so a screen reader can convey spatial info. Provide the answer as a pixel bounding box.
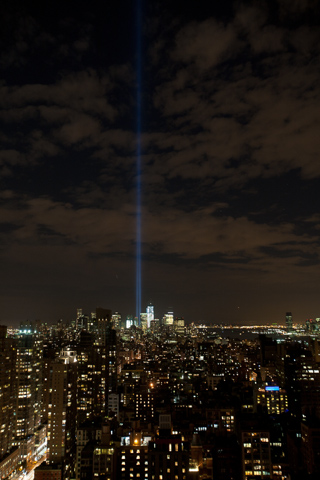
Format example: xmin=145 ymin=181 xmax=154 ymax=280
xmin=1 ymin=0 xmax=320 ymax=326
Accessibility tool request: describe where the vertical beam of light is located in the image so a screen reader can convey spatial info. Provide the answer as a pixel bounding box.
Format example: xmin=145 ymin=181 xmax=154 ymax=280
xmin=135 ymin=0 xmax=142 ymax=323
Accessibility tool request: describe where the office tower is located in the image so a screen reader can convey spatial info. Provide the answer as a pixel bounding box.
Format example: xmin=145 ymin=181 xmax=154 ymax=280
xmin=94 ymin=308 xmax=112 ymax=345
xmin=76 ymin=311 xmax=89 ymax=332
xmin=163 ymin=311 xmax=174 ymax=327
xmin=93 ymin=308 xmax=117 ymax=414
xmin=280 ymin=344 xmax=320 ymax=419
xmin=112 ymin=312 xmax=121 ymax=330
xmin=140 ymin=312 xmax=148 ymax=331
xmin=146 ymin=304 xmax=154 ymax=329
xmin=87 ymin=311 xmax=96 ymax=332
xmin=15 ymin=323 xmax=43 ymax=462
xmin=174 ymin=317 xmax=185 ymax=334
xmin=126 ymin=315 xmax=133 ymax=329
xmin=0 ymin=326 xmax=17 ymax=459
xmin=76 ymin=308 xmax=117 ymax=419
xmin=47 ymin=348 xmax=77 ymax=480
xmin=77 ymin=330 xmax=97 ymax=423
xmin=76 ymin=309 xmax=83 ymax=330
xmin=285 ymin=312 xmax=293 ymax=332
xmin=105 ymin=312 xmax=118 ymax=401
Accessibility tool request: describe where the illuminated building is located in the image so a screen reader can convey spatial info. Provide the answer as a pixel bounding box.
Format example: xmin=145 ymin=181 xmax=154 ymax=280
xmin=281 ymin=346 xmax=320 ymax=419
xmin=206 ymin=408 xmax=236 ymax=434
xmin=75 ymin=418 xmax=103 ymax=480
xmin=126 ymin=315 xmax=134 ymax=329
xmin=174 ymin=317 xmax=185 ymax=334
xmin=134 ymin=379 xmax=155 ymax=422
xmin=14 ymin=323 xmax=43 ymax=462
xmin=76 ymin=309 xmax=86 ymax=331
xmin=47 ymin=348 xmax=77 ymax=480
xmin=256 ymin=386 xmax=288 ymax=415
xmin=104 ymin=311 xmax=118 ymax=404
xmin=112 ymin=312 xmax=122 ymax=330
xmin=92 ymin=441 xmax=115 ymax=480
xmin=148 ymin=415 xmax=190 ymax=480
xmin=0 ymin=447 xmax=21 ymax=480
xmin=76 ymin=330 xmax=101 ymax=423
xmin=0 ymin=326 xmax=21 ymax=479
xmin=0 ymin=326 xmax=17 ymax=459
xmin=241 ymin=430 xmax=272 ymax=480
xmin=85 ymin=308 xmax=118 ymax=416
xmin=116 ymin=438 xmax=149 ymax=480
xmin=163 ymin=311 xmax=174 ymax=327
xmin=146 ymin=304 xmax=154 ymax=329
xmin=140 ymin=312 xmax=148 ymax=331
xmin=76 ymin=422 xmax=115 ymax=480
xmin=95 ymin=308 xmax=113 ymax=347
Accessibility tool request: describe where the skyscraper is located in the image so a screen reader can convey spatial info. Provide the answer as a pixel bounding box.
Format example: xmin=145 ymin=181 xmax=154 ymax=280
xmin=47 ymin=348 xmax=77 ymax=480
xmin=286 ymin=312 xmax=293 ymax=332
xmin=0 ymin=326 xmax=17 ymax=459
xmin=14 ymin=323 xmax=43 ymax=462
xmin=146 ymin=304 xmax=154 ymax=329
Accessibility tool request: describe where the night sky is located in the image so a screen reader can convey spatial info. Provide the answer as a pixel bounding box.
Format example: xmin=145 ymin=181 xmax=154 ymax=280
xmin=1 ymin=0 xmax=320 ymax=326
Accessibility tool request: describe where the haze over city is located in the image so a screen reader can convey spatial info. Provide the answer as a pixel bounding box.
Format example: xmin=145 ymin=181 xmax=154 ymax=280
xmin=1 ymin=0 xmax=320 ymax=326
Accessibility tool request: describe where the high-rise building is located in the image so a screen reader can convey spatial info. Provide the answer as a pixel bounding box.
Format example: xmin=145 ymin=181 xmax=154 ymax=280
xmin=163 ymin=311 xmax=174 ymax=327
xmin=146 ymin=304 xmax=154 ymax=329
xmin=140 ymin=313 xmax=148 ymax=331
xmin=174 ymin=317 xmax=185 ymax=334
xmin=125 ymin=315 xmax=133 ymax=329
xmin=75 ymin=418 xmax=106 ymax=480
xmin=0 ymin=326 xmax=17 ymax=459
xmin=256 ymin=386 xmax=288 ymax=415
xmin=14 ymin=323 xmax=43 ymax=462
xmin=76 ymin=330 xmax=101 ymax=423
xmin=134 ymin=378 xmax=155 ymax=422
xmin=241 ymin=429 xmax=272 ymax=480
xmin=148 ymin=417 xmax=190 ymax=480
xmin=286 ymin=312 xmax=293 ymax=332
xmin=47 ymin=348 xmax=77 ymax=480
xmin=95 ymin=308 xmax=112 ymax=347
xmin=301 ymin=420 xmax=320 ymax=475
xmin=112 ymin=312 xmax=122 ymax=330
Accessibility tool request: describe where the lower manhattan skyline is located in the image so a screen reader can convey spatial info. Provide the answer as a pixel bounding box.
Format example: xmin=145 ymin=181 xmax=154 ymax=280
xmin=1 ymin=1 xmax=320 ymax=326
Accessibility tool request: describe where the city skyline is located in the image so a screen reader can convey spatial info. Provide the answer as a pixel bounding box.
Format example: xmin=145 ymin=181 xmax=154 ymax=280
xmin=1 ymin=1 xmax=320 ymax=326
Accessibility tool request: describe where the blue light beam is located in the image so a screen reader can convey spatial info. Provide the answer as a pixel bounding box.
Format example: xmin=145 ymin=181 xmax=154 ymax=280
xmin=135 ymin=0 xmax=142 ymax=322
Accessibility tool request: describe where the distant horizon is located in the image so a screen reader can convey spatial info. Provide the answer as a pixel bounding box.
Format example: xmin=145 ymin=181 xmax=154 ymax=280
xmin=0 ymin=309 xmax=312 ymax=329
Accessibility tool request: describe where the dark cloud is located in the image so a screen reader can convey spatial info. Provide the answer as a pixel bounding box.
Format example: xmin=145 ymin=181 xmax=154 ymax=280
xmin=0 ymin=1 xmax=320 ymax=325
